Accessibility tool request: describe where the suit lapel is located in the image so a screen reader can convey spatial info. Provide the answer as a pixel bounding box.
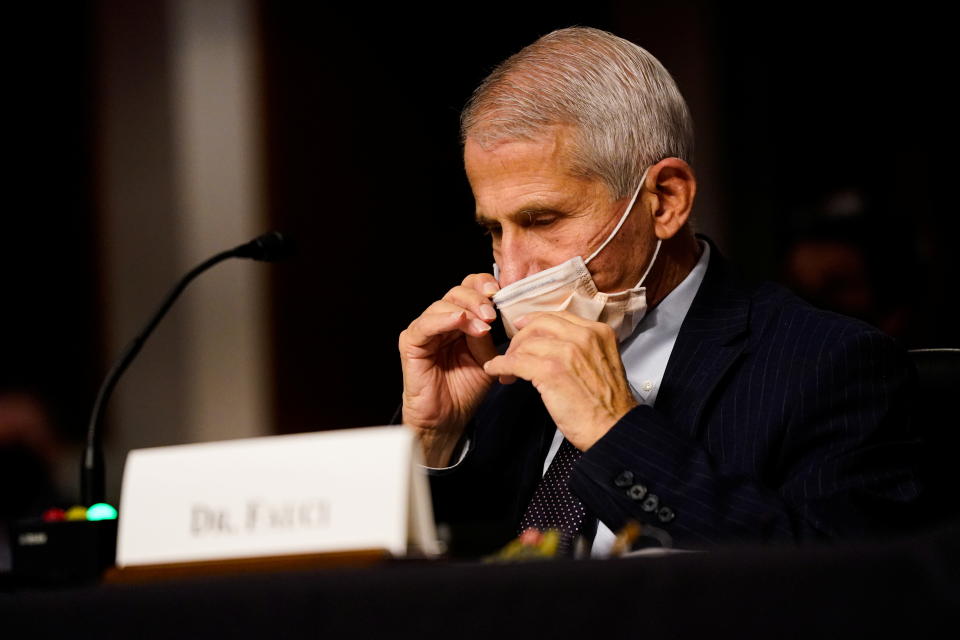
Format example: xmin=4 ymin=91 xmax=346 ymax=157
xmin=477 ymin=379 xmax=556 ymax=523
xmin=656 ymin=239 xmax=752 ymax=438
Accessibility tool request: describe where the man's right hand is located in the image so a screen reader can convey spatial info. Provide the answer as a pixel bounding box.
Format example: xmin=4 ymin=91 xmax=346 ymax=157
xmin=399 ymin=273 xmax=501 ymax=467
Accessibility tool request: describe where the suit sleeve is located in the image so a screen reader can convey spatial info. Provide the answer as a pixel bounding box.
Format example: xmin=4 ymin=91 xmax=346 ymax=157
xmin=568 ymin=326 xmax=924 ymax=547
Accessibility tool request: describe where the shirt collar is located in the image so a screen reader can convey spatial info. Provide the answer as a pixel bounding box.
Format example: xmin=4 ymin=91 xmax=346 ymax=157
xmin=624 ymin=238 xmax=710 ymax=347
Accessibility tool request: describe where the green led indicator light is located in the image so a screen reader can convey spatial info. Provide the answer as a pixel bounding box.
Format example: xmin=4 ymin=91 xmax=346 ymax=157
xmin=86 ymin=503 xmax=118 ymax=521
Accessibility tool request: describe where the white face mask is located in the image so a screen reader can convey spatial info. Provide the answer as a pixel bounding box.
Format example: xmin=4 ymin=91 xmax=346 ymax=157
xmin=491 ymin=168 xmax=661 ymax=342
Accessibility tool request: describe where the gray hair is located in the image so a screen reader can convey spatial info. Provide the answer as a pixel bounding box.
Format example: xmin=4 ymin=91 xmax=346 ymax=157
xmin=461 ymin=27 xmax=694 ymax=199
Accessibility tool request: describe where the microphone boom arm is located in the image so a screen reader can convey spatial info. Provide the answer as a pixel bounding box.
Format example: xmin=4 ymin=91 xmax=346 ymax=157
xmin=82 ymin=232 xmax=290 ymax=506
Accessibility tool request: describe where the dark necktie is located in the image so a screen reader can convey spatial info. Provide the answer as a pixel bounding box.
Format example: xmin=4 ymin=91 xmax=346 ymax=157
xmin=518 ymin=438 xmax=587 ymax=555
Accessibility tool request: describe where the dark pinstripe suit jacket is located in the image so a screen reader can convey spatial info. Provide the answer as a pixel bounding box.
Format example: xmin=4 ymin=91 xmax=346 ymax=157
xmin=429 ymin=240 xmax=923 ymax=554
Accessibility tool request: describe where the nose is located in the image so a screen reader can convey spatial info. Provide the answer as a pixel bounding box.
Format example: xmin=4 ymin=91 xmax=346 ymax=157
xmin=495 ymin=229 xmax=535 ymax=287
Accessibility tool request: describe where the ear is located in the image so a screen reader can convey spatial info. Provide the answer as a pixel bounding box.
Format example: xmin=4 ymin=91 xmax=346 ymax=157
xmin=645 ymin=158 xmax=696 ymax=240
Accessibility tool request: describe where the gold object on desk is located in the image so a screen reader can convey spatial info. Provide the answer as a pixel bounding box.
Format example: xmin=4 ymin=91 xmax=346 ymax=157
xmin=484 ymin=528 xmax=561 ymax=562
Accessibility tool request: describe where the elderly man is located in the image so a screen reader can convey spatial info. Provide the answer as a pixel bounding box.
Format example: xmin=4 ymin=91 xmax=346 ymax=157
xmin=399 ymin=27 xmax=920 ymax=556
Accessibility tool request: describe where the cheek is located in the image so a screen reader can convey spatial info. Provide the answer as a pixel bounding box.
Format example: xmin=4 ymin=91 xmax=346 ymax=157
xmin=595 ymin=236 xmax=655 ymax=290
xmin=493 ymin=238 xmax=575 ymax=285
xmin=525 ymin=236 xmax=579 ymax=271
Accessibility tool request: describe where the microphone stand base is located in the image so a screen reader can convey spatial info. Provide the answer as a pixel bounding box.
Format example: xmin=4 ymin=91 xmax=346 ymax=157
xmin=10 ymin=519 xmax=117 ymax=587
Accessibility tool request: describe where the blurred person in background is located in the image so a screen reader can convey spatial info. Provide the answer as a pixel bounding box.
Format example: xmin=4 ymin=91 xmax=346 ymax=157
xmin=779 ymin=188 xmax=919 ymax=344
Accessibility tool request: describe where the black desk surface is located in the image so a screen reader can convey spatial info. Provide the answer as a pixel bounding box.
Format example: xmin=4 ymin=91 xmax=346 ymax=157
xmin=3 ymin=523 xmax=958 ymax=639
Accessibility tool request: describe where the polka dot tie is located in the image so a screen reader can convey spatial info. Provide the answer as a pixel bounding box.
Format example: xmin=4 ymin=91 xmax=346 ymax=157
xmin=518 ymin=438 xmax=587 ymax=555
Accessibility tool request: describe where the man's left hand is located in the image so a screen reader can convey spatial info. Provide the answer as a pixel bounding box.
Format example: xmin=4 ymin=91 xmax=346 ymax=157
xmin=483 ymin=311 xmax=638 ymax=451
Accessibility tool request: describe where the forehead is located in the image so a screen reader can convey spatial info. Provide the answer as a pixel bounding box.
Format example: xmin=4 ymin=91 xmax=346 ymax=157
xmin=464 ymin=128 xmax=607 ymax=220
xmin=464 ymin=129 xmax=570 ymax=178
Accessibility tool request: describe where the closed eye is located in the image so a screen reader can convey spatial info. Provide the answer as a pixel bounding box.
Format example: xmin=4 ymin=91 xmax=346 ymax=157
xmin=530 ymin=215 xmax=556 ymax=227
xmin=476 ymin=207 xmax=562 ymax=237
xmin=517 ymin=209 xmax=561 ymax=229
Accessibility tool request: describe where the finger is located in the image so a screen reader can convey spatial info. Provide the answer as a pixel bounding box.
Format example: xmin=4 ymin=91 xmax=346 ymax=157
xmin=461 ymin=272 xmax=500 ymax=298
xmin=513 ymin=312 xmax=617 ymax=354
xmin=423 ymin=299 xmax=492 ymax=335
xmin=483 ymin=352 xmax=547 ymax=385
xmin=545 ymin=311 xmax=620 ymax=355
xmin=487 ymin=338 xmax=613 ymax=392
xmin=483 ymin=354 xmax=513 ymax=378
xmin=503 ymin=337 xmax=584 ymax=377
xmin=512 ymin=312 xmax=592 ymax=344
xmin=423 ymin=298 xmax=484 ymax=320
xmin=514 ymin=310 xmax=604 ymax=331
xmin=443 ymin=284 xmax=498 ymax=323
xmin=552 ymin=310 xmax=619 ymax=349
xmin=404 ymin=307 xmax=489 ymax=351
xmin=506 ymin=330 xmax=627 ymax=396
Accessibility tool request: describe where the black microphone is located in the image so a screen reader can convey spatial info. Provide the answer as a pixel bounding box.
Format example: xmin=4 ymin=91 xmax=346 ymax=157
xmin=81 ymin=231 xmax=293 ymax=506
xmin=232 ymin=230 xmax=296 ymax=261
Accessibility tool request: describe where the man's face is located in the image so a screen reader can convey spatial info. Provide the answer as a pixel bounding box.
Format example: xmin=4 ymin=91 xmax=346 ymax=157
xmin=465 ymin=126 xmax=656 ymax=292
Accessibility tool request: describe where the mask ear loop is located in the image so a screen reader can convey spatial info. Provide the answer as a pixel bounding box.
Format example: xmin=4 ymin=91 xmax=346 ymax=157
xmin=636 ymin=238 xmax=662 ymax=287
xmin=585 ymin=166 xmax=652 ymax=265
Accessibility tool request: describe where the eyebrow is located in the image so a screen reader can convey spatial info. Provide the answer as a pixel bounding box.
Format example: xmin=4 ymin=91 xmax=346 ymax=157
xmin=475 ymin=207 xmax=563 ymax=227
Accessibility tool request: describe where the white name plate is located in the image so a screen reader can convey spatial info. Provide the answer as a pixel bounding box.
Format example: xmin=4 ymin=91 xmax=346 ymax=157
xmin=116 ymin=426 xmax=438 ymax=567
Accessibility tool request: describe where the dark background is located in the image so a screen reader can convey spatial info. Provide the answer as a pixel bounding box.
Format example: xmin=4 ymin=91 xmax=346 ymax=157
xmin=3 ymin=1 xmax=957 ymax=449
xmin=4 ymin=3 xmax=100 ymax=436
